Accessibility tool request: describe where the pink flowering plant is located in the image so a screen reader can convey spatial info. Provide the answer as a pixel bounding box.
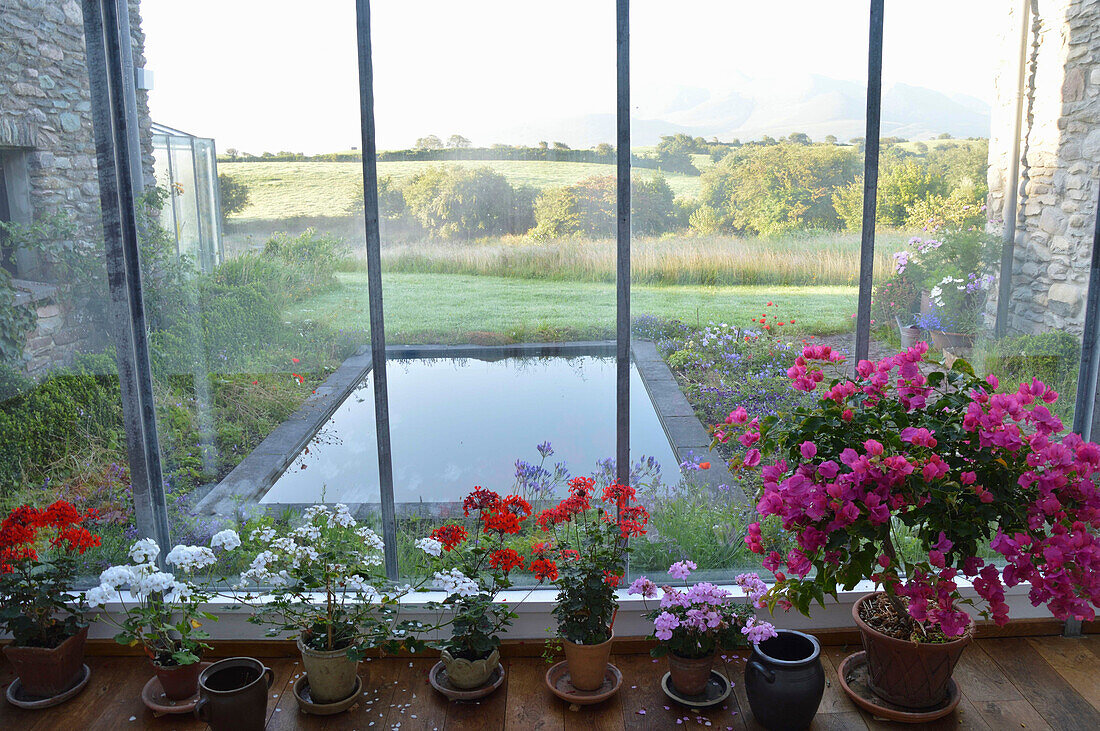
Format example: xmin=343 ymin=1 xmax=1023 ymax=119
xmin=628 ymin=561 xmax=776 ymax=659
xmin=715 ymin=342 xmax=1100 ymax=641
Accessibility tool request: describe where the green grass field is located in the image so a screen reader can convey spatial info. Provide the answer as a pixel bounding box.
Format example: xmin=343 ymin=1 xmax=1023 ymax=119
xmin=220 ymin=160 xmax=703 ymax=221
xmin=287 ymin=271 xmax=857 ymax=343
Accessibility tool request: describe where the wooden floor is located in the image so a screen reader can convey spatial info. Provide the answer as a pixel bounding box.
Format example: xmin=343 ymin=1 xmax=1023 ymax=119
xmin=2 ymin=636 xmax=1099 ymax=730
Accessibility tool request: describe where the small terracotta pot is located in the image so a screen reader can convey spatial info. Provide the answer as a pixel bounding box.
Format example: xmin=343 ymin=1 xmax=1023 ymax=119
xmin=2 ymin=625 xmax=88 ymax=698
xmin=562 ymin=632 xmax=613 ymax=692
xmin=667 ymin=651 xmax=716 ymax=696
xmin=440 ymin=649 xmax=500 ymax=690
xmin=154 ymin=659 xmax=203 ymax=701
xmin=196 ymin=657 xmax=274 ymax=731
xmin=296 ymin=635 xmax=360 ymax=704
xmin=853 ymin=592 xmax=972 ymax=708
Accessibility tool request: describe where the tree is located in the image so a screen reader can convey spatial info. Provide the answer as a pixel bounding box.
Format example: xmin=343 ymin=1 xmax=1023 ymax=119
xmin=414 ymin=134 xmax=444 ymax=150
xmin=937 ymin=132 xmax=953 ymax=140
xmin=224 ymin=148 xmax=239 ymax=160
xmin=538 ymin=141 xmax=549 ymax=150
xmin=217 ymin=174 xmax=250 ymax=222
xmin=447 ymin=134 xmax=471 ymax=149
xmin=401 ymin=166 xmax=533 ymax=239
xmin=824 ymin=135 xmax=837 ymax=145
xmin=787 ymin=132 xmax=812 ymax=145
xmin=594 ymin=143 xmax=614 ymax=157
xmin=551 ymin=141 xmax=571 ymax=150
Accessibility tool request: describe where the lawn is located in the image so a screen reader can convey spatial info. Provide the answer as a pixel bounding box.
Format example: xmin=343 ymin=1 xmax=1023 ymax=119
xmin=286 ymin=271 xmax=858 ymax=343
xmin=220 ymin=160 xmax=703 ymax=222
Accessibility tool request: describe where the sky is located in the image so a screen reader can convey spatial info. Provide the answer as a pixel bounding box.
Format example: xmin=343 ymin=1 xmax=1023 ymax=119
xmin=140 ymin=0 xmax=1002 ymax=153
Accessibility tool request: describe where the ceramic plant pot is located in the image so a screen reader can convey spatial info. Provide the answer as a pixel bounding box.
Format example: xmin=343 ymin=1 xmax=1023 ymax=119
xmin=744 ymin=629 xmax=825 ymax=731
xmin=296 ymin=636 xmax=360 ymax=705
xmin=195 ymin=657 xmax=274 ymax=731
xmin=562 ymin=633 xmax=613 ymax=692
xmin=667 ymin=651 xmax=717 ymax=697
xmin=440 ymin=649 xmax=501 ymax=690
xmin=2 ymin=625 xmax=88 ymax=699
xmin=154 ymin=659 xmax=204 ymax=701
xmin=852 ymin=592 xmax=972 ymax=709
xmin=895 ymin=316 xmax=922 ymax=350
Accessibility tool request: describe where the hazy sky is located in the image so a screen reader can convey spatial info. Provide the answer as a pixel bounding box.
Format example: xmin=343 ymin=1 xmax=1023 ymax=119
xmin=141 ymin=0 xmax=1001 ymax=153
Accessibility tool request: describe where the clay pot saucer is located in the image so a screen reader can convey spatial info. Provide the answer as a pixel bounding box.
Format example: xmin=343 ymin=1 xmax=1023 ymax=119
xmin=293 ymin=673 xmax=363 ymax=715
xmin=661 ymin=670 xmax=732 ymax=708
xmin=429 ymin=661 xmax=505 ymax=700
xmin=140 ymin=661 xmax=212 ymax=715
xmin=6 ymin=663 xmax=91 ymax=709
xmin=545 ymin=661 xmax=622 ymax=708
xmin=838 ymin=651 xmax=961 ymax=723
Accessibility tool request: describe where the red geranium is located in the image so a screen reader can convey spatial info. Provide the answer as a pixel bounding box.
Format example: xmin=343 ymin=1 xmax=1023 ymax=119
xmin=429 ymin=524 xmax=468 ymax=551
xmin=530 ymin=557 xmax=559 ymax=582
xmin=488 ymin=548 xmax=525 ymax=572
xmin=462 ymin=487 xmax=501 ymax=517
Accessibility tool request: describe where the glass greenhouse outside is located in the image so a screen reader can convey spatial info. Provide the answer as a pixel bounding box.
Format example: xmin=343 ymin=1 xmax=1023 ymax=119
xmin=151 ymin=122 xmax=223 ymax=272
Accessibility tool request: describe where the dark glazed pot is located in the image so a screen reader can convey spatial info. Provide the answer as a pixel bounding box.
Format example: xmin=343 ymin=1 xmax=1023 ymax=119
xmin=853 ymin=592 xmax=972 ymax=708
xmin=744 ymin=630 xmax=825 ymax=731
xmin=195 ymin=657 xmax=274 ymax=731
xmin=2 ymin=624 xmax=88 ymax=698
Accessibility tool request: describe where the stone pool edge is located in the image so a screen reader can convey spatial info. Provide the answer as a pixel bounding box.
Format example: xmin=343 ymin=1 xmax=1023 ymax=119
xmin=193 ymin=340 xmax=744 ymax=516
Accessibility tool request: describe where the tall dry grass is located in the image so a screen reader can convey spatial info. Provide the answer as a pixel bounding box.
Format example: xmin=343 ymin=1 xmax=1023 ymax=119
xmin=372 ymin=232 xmax=901 ymax=287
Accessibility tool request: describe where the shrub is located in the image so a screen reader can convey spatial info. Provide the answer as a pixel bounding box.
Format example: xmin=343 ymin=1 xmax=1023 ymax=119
xmin=218 ymin=174 xmax=251 ymax=220
xmin=402 ymin=166 xmax=535 ymax=239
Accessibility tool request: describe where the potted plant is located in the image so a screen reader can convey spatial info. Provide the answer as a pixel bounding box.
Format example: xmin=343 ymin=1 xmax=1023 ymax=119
xmin=715 ymin=342 xmax=1100 ymax=711
xmin=234 ymin=504 xmax=418 ymax=707
xmin=530 ymin=476 xmax=649 ymax=691
xmin=84 ymin=530 xmax=240 ymax=701
xmin=415 ymin=487 xmax=534 ymax=693
xmin=628 ymin=564 xmax=775 ymax=696
xmin=0 ymin=501 xmax=100 ymax=702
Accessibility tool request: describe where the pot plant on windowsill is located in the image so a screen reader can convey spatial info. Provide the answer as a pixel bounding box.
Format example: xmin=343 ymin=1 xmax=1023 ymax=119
xmin=531 ymin=476 xmax=649 ymax=696
xmin=85 ymin=531 xmax=241 ymax=703
xmin=0 ymin=501 xmax=101 ymax=705
xmin=414 ymin=487 xmax=535 ymax=696
xmin=628 ymin=564 xmax=778 ymax=698
xmin=715 ymin=342 xmax=1100 ymax=713
xmin=233 ymin=504 xmax=422 ymax=709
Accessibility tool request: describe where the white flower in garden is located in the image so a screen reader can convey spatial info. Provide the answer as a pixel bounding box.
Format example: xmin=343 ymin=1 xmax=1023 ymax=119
xmin=433 ymin=569 xmax=479 ymax=598
xmin=210 ymin=529 xmax=241 ymax=551
xmin=135 ymin=571 xmax=176 ymax=600
xmin=164 ymin=580 xmax=193 ymax=604
xmin=129 ymin=538 xmax=160 ymax=565
xmin=165 ymin=544 xmax=217 ymax=573
xmin=344 ymin=574 xmax=376 ymax=595
xmin=250 ymin=526 xmax=276 ymax=544
xmin=330 ymin=504 xmax=356 ymax=528
xmin=303 ymin=504 xmax=330 ymax=522
xmin=271 ymin=536 xmax=298 ymax=555
xmin=357 ymin=526 xmax=384 ymax=552
xmin=416 ymin=537 xmax=443 ymax=557
xmin=86 ymin=583 xmax=114 ymax=608
xmin=99 ymin=565 xmax=135 ymax=590
xmin=293 ymin=523 xmax=322 ymax=542
xmin=294 ymin=545 xmax=320 ymax=564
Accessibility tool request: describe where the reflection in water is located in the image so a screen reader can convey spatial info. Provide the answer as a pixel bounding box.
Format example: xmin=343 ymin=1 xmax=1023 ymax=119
xmin=260 ymin=356 xmax=678 ymax=505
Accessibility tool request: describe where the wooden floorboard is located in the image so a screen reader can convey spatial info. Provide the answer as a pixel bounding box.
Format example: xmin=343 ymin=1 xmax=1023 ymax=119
xmin=0 ymin=638 xmax=1096 ymax=729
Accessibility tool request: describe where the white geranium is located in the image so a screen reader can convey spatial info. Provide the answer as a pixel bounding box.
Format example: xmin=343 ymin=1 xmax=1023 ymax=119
xmin=129 ymin=538 xmax=160 ymax=565
xmin=210 ymin=529 xmax=241 ymax=551
xmin=85 ymin=583 xmax=114 ymax=608
xmin=135 ymin=571 xmax=176 ymax=600
xmin=433 ymin=569 xmax=479 ymax=598
xmin=164 ymin=580 xmax=193 ymax=604
xmin=357 ymin=526 xmax=384 ymax=552
xmin=344 ymin=574 xmax=376 ymax=595
xmin=303 ymin=504 xmax=330 ymax=521
xmin=330 ymin=504 xmax=356 ymax=528
xmin=165 ymin=544 xmax=217 ymax=573
xmin=250 ymin=526 xmax=276 ymax=544
xmin=416 ymin=537 xmax=443 ymax=557
xmin=293 ymin=523 xmax=322 ymax=542
xmin=99 ymin=565 xmax=135 ymax=590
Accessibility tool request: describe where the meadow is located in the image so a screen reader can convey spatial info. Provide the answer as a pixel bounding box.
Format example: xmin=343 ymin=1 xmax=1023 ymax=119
xmin=219 ymin=159 xmax=702 ymax=222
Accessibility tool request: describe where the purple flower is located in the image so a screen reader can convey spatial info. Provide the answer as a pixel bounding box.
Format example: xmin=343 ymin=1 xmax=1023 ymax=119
xmin=628 ymin=576 xmax=659 ymax=599
xmin=741 ymin=617 xmax=778 ymax=644
xmin=668 ymin=560 xmax=697 ymax=580
xmin=654 ymin=611 xmax=680 ymax=641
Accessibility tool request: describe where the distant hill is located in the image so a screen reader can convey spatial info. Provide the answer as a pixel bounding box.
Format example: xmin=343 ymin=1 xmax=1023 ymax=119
xmin=491 ymin=74 xmax=990 ymax=147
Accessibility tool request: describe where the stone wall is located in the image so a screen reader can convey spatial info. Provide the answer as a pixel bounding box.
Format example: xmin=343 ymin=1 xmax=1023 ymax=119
xmin=987 ymin=0 xmax=1100 ymax=335
xmin=1 ymin=0 xmax=154 ymax=375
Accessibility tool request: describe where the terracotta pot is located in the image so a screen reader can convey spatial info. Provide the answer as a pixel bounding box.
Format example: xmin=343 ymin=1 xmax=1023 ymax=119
xmin=744 ymin=629 xmax=825 ymax=731
xmin=853 ymin=592 xmax=972 ymax=708
xmin=667 ymin=651 xmax=716 ymax=696
xmin=562 ymin=633 xmax=613 ymax=692
xmin=196 ymin=657 xmax=274 ymax=731
xmin=2 ymin=625 xmax=88 ymax=699
xmin=155 ymin=659 xmax=204 ymax=701
xmin=930 ymin=330 xmax=975 ymax=352
xmin=440 ymin=648 xmax=500 ymax=690
xmin=296 ymin=635 xmax=360 ymax=704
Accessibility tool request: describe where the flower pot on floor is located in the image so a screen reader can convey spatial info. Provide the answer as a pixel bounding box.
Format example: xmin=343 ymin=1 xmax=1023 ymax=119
xmin=744 ymin=629 xmax=825 ymax=731
xmin=668 ymin=651 xmax=716 ymax=697
xmin=895 ymin=316 xmax=922 ymax=350
xmin=852 ymin=592 xmax=972 ymax=708
xmin=440 ymin=649 xmax=500 ymax=690
xmin=196 ymin=656 xmax=274 ymax=731
xmin=296 ymin=636 xmax=360 ymax=704
xmin=2 ymin=624 xmax=88 ymax=699
xmin=930 ymin=330 xmax=974 ymax=352
xmin=154 ymin=659 xmax=204 ymax=701
xmin=562 ymin=633 xmax=613 ymax=692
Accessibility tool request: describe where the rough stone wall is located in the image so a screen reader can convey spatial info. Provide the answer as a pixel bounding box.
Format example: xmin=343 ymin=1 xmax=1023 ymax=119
xmin=987 ymin=0 xmax=1100 ymax=336
xmin=1 ymin=0 xmax=154 ymax=375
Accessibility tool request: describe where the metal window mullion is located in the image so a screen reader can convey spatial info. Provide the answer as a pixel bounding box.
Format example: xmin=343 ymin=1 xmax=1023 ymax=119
xmin=616 ymin=0 xmax=630 ymax=490
xmin=82 ymin=0 xmax=172 ymax=556
xmin=354 ymin=0 xmax=399 ymax=580
xmin=854 ymin=0 xmax=884 ymax=366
